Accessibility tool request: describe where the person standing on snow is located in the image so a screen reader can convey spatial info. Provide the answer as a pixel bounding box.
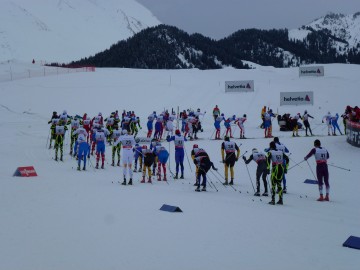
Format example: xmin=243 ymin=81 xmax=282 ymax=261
xmin=302 ymin=110 xmax=314 ymax=136
xmin=243 ymin=148 xmax=269 ymax=196
xmin=213 ymin=105 xmax=220 ymax=121
xmin=221 ymin=136 xmax=240 ymax=185
xmin=157 ymin=146 xmax=169 ymax=181
xmin=114 ymin=129 xmax=136 ymax=185
xmin=167 ymin=129 xmax=187 ymax=179
xmin=304 ymin=139 xmax=330 ymax=201
xmin=193 ymin=148 xmax=218 ymax=192
xmin=331 ymin=113 xmax=343 ymax=135
xmin=322 ymin=112 xmax=332 ymax=136
xmin=140 ymin=145 xmax=155 ymax=183
xmin=267 ymin=141 xmax=289 ymax=205
xmin=94 ymin=125 xmax=110 ymax=169
xmin=234 ymin=114 xmax=247 ymax=139
xmin=76 ymin=134 xmax=90 ymax=171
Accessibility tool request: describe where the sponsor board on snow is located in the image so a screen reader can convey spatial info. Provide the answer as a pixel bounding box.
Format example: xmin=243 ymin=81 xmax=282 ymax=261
xmin=347 ymin=121 xmax=360 ymax=148
xmin=225 ymin=80 xmax=254 ymax=92
xmin=280 ymin=91 xmax=314 ymax=106
xmin=299 ymin=66 xmax=324 ymax=77
xmin=13 ymin=166 xmax=38 ymax=177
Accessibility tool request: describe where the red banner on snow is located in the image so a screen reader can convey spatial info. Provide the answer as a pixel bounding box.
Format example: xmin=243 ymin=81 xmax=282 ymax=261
xmin=13 ymin=166 xmax=38 ymax=177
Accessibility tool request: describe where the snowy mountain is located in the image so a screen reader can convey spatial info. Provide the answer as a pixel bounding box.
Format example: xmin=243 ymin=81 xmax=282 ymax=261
xmin=1 ymin=62 xmax=360 ymax=270
xmin=0 ymin=0 xmax=161 ymax=63
xmin=289 ymin=12 xmax=360 ymax=54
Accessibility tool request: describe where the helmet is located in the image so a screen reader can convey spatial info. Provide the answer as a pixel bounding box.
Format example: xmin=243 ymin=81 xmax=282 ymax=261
xmin=269 ymin=109 xmax=273 ymax=113
xmin=142 ymin=145 xmax=147 ymax=149
xmin=314 ymin=139 xmax=321 ymax=147
xmin=122 ymin=129 xmax=127 ymax=135
xmin=135 ymin=143 xmax=139 ymax=147
xmin=224 ymin=136 xmax=230 ymax=141
xmin=98 ymin=112 xmax=102 ymax=116
xmin=63 ymin=110 xmax=67 ymax=114
xmin=175 ymin=129 xmax=181 ymax=135
xmin=304 ymin=110 xmax=307 ymax=114
xmin=53 ymin=111 xmax=57 ymax=115
xmin=221 ymin=113 xmax=224 ymax=116
xmin=197 ymin=108 xmax=200 ymax=112
xmin=193 ymin=144 xmax=199 ymax=149
xmin=252 ymin=148 xmax=258 ymax=154
xmin=243 ymin=114 xmax=247 ymax=117
xmin=274 ymin=137 xmax=279 ymax=143
xmin=232 ymin=115 xmax=236 ymax=119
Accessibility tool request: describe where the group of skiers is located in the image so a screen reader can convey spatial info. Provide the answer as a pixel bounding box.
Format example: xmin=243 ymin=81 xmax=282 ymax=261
xmin=47 ymin=108 xmax=331 ymax=204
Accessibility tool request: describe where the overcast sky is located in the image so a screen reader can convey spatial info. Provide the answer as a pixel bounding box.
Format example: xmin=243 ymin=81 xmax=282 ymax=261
xmin=136 ymin=0 xmax=360 ymax=39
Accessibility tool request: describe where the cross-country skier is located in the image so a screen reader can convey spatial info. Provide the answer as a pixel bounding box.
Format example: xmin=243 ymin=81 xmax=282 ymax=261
xmin=267 ymin=141 xmax=289 ymax=205
xmin=167 ymin=129 xmax=187 ymax=179
xmin=193 ymin=145 xmax=217 ymax=192
xmin=114 ymin=129 xmax=136 ymax=185
xmin=243 ymin=148 xmax=269 ymax=196
xmin=304 ymin=139 xmax=330 ymax=201
xmin=52 ymin=120 xmax=68 ymax=161
xmin=140 ymin=145 xmax=155 ymax=183
xmin=264 ymin=109 xmax=276 ymax=138
xmin=111 ymin=127 xmax=122 ymax=166
xmin=157 ymin=146 xmax=169 ymax=181
xmin=48 ymin=115 xmax=59 ymax=149
xmin=133 ymin=143 xmax=143 ymax=172
xmin=70 ymin=117 xmax=81 ymax=155
xmin=214 ymin=114 xmax=225 ymax=140
xmin=322 ymin=112 xmax=332 ymax=136
xmin=212 ymin=105 xmax=220 ymax=121
xmin=221 ymin=136 xmax=240 ymax=185
xmin=147 ymin=111 xmax=157 ymax=138
xmin=76 ymin=134 xmax=90 ymax=171
xmin=331 ymin=113 xmax=343 ymax=135
xmin=94 ymin=125 xmax=110 ymax=169
xmin=302 ymin=110 xmax=314 ymax=136
xmin=234 ymin=114 xmax=247 ymax=139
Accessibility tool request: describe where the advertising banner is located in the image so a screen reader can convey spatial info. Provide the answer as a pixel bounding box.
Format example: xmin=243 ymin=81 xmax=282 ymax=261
xmin=280 ymin=91 xmax=314 ymax=106
xmin=347 ymin=121 xmax=360 ymax=148
xmin=299 ymin=66 xmax=324 ymax=77
xmin=225 ymin=80 xmax=254 ymax=92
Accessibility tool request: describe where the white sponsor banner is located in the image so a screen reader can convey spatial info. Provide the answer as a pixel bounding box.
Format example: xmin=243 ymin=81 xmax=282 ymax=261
xmin=280 ymin=91 xmax=314 ymax=106
xmin=299 ymin=66 xmax=324 ymax=77
xmin=225 ymin=80 xmax=254 ymax=92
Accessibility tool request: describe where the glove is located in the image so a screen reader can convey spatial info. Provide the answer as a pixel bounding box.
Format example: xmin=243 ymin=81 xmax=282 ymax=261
xmin=284 ymin=168 xmax=287 ymax=174
xmin=166 ymin=135 xmax=170 ymax=140
xmin=222 ymin=159 xmax=225 ymax=163
xmin=304 ymin=157 xmax=307 ymax=161
xmin=235 ymin=157 xmax=238 ymax=162
xmin=242 ymin=156 xmax=246 ymax=161
xmin=266 ymin=169 xmax=270 ymax=175
xmin=322 ymin=120 xmax=324 ymax=123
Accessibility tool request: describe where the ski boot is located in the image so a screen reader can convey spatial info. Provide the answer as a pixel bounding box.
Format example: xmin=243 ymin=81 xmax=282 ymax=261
xmin=201 ymin=186 xmax=206 ymax=192
xmin=163 ymin=174 xmax=167 ymax=181
xmin=223 ymin=179 xmax=229 ymax=185
xmin=95 ymin=163 xmax=99 ymax=169
xmin=54 ymin=156 xmax=58 ymax=161
xmin=70 ymin=150 xmax=73 ymax=155
xmin=180 ymin=174 xmax=184 ymax=179
xmin=276 ymin=199 xmax=283 ymax=205
xmin=82 ymin=166 xmax=86 ymax=171
xmin=121 ymin=178 xmax=126 ymax=185
xmin=157 ymin=174 xmax=161 ymax=181
xmin=262 ymin=191 xmax=269 ymax=196
xmin=324 ymin=194 xmax=329 ymax=201
xmin=254 ymin=191 xmax=260 ymax=196
xmin=140 ymin=176 xmax=145 ymax=183
xmin=77 ymin=166 xmax=81 ymax=171
xmin=111 ymin=161 xmax=115 ymax=167
xmin=268 ymin=199 xmax=275 ymax=205
xmin=317 ymin=194 xmax=324 ymax=201
xmin=174 ymin=174 xmax=179 ymax=179
xmin=195 ymin=186 xmax=201 ymax=192
xmin=101 ymin=164 xmax=104 ymax=169
xmin=128 ymin=179 xmax=132 ymax=185
xmin=60 ymin=156 xmax=63 ymax=161
xmin=148 ymin=177 xmax=152 ymax=183
xmin=229 ymin=179 xmax=234 ymax=185
xmin=117 ymin=160 xmax=120 ymax=167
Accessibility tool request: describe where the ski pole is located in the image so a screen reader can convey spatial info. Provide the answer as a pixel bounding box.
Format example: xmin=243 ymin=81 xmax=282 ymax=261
xmin=306 ymin=160 xmax=317 ymax=180
xmin=184 ymin=146 xmax=193 ymax=172
xmin=209 ymin=170 xmax=227 ymax=190
xmin=46 ymin=129 xmax=51 ymax=149
xmin=244 ymin=163 xmax=256 ymax=193
xmin=206 ymin=174 xmax=218 ymax=192
xmin=209 ymin=128 xmax=216 ymax=140
xmin=328 ymin=163 xmax=351 ymax=171
xmin=212 ymin=169 xmax=237 ymax=191
xmin=288 ymin=159 xmax=305 ymax=171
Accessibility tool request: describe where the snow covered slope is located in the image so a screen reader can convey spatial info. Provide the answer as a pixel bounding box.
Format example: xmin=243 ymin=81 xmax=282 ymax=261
xmin=0 ymin=0 xmax=160 ymax=63
xmin=289 ymin=12 xmax=360 ymax=54
xmin=0 ymin=64 xmax=359 ymax=270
